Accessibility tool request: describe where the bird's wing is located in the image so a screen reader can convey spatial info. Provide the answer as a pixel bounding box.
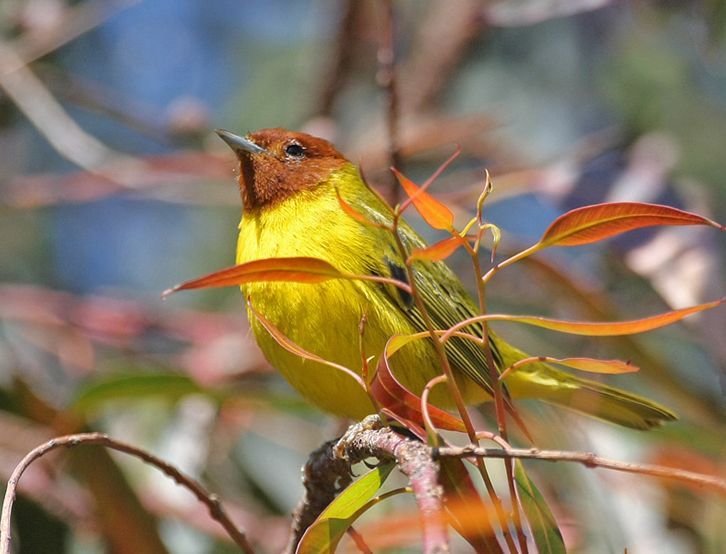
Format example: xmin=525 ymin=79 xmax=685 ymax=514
xmin=355 ymin=198 xmax=504 ymax=397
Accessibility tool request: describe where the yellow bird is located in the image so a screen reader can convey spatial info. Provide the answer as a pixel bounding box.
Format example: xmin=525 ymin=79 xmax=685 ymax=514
xmin=216 ymin=127 xmax=676 ymax=430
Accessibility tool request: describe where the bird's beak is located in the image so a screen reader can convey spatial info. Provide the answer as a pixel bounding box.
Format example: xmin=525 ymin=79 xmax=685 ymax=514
xmin=215 ymin=129 xmax=266 ymax=155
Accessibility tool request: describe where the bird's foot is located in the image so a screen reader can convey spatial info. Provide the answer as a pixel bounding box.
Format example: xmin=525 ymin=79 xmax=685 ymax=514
xmin=334 ymin=414 xmax=384 ymax=460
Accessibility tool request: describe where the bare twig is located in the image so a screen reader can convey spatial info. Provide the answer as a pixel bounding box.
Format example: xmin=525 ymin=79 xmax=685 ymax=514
xmin=7 ymin=0 xmax=139 ymax=70
xmin=0 ymin=42 xmax=152 ymax=188
xmin=399 ymin=0 xmax=484 ymax=113
xmin=434 ymin=445 xmax=726 ymax=494
xmin=0 ymin=433 xmax=255 ymax=554
xmin=376 ymin=0 xmax=402 ymax=203
xmin=317 ymin=0 xmax=361 ymax=116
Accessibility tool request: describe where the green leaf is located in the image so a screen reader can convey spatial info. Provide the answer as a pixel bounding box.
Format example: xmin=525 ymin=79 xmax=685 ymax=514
xmin=296 ymin=463 xmax=395 ymax=554
xmin=72 ymin=372 xmax=206 ymax=414
xmin=514 ymin=460 xmax=566 ymax=554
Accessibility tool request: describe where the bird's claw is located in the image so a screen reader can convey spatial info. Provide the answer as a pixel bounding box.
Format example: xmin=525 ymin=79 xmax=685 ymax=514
xmin=334 ymin=414 xmax=384 ymax=460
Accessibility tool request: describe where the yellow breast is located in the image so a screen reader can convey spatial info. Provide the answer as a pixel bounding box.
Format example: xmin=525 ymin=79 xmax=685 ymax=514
xmin=236 ymin=165 xmax=449 ymax=419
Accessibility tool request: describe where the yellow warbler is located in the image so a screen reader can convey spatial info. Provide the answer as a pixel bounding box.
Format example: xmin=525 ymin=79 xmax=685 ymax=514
xmin=216 ymin=128 xmax=675 ymax=430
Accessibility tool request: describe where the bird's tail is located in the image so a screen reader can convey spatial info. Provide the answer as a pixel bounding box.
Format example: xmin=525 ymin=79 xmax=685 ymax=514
xmin=495 ymin=337 xmax=677 ymax=430
xmin=537 ymin=373 xmax=678 ymax=430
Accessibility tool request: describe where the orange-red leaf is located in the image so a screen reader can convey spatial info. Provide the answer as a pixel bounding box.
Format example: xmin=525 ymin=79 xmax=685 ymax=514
xmin=163 ymin=257 xmax=345 ymax=296
xmin=164 ymin=257 xmax=412 ymax=297
xmin=540 ymin=202 xmax=723 ymax=247
xmin=371 ymin=336 xmax=466 ymax=432
xmin=248 ymin=300 xmax=366 ymax=389
xmin=500 ymin=356 xmax=639 ymax=380
xmin=335 ymin=188 xmax=388 ymax=229
xmin=393 ymin=168 xmax=455 ymax=231
xmin=408 ymin=236 xmax=466 ymax=263
xmin=552 ymin=357 xmax=638 ymax=374
xmin=480 ymin=298 xmax=724 ymax=336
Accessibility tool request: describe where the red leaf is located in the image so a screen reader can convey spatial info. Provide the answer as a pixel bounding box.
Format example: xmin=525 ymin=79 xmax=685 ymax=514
xmin=500 ymin=355 xmax=638 ymax=380
xmin=163 ymin=257 xmax=412 ymax=297
xmin=551 ymin=357 xmax=638 ymax=374
xmin=163 ymin=257 xmax=345 ymax=296
xmin=371 ymin=336 xmax=466 ymax=432
xmin=540 ymin=202 xmax=723 ymax=248
xmin=247 ymin=300 xmax=366 ymax=389
xmin=454 ymin=297 xmax=724 ymax=337
xmin=408 ymin=236 xmax=466 ymax=263
xmin=392 ymin=168 xmax=455 ymax=231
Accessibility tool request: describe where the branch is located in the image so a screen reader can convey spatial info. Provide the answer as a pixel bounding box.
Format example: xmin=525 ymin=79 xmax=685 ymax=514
xmin=376 ymin=0 xmax=402 ymax=203
xmin=434 ymin=445 xmax=726 ymax=494
xmin=0 ymin=433 xmax=255 ymax=554
xmin=287 ymin=417 xmax=448 ymax=554
xmin=0 ymin=42 xmax=148 ymax=188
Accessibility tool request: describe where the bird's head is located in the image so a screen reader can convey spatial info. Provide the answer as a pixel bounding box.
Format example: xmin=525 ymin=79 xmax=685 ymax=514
xmin=215 ymin=128 xmax=348 ymax=211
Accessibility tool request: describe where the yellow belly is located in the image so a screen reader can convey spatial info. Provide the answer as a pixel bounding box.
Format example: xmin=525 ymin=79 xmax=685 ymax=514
xmin=236 ymin=175 xmax=471 ymax=418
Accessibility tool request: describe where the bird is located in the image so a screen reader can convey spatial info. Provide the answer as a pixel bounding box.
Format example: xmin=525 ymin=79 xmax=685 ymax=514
xmin=215 ymin=127 xmax=676 ymax=430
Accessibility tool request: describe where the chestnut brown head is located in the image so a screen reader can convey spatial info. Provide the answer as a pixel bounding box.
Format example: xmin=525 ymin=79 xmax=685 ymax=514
xmin=216 ymin=128 xmax=348 ymax=211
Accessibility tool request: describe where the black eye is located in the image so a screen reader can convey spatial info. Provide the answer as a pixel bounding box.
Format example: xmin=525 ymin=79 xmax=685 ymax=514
xmin=284 ymin=142 xmax=305 ymax=158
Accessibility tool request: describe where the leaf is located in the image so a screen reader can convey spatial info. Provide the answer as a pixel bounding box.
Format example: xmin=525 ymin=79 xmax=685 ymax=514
xmin=514 ymin=460 xmax=566 ymax=554
xmin=296 ymin=463 xmax=396 ymax=554
xmin=501 ymin=356 xmax=639 ymax=380
xmin=163 ymin=257 xmax=347 ymax=296
xmin=409 ymin=236 xmax=467 ymax=263
xmin=336 ymin=187 xmax=388 ymax=229
xmin=439 ymin=456 xmax=503 ymax=553
xmin=164 ymin=257 xmax=412 ymax=297
xmin=371 ymin=336 xmax=467 ymax=432
xmin=549 ymin=357 xmax=638 ymax=374
xmin=73 ymin=372 xmax=205 ymax=413
xmin=539 ymin=202 xmax=723 ymax=248
xmin=248 ymin=300 xmax=367 ymax=389
xmin=485 ymin=298 xmax=724 ymax=336
xmin=393 ymin=168 xmax=455 ymax=231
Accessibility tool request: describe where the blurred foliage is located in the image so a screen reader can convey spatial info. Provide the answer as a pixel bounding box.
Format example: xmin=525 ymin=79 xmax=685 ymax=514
xmin=0 ymin=0 xmax=724 ymax=552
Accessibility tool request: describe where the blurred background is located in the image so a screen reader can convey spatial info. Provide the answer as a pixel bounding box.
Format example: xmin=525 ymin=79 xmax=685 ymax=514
xmin=0 ymin=0 xmax=724 ymax=552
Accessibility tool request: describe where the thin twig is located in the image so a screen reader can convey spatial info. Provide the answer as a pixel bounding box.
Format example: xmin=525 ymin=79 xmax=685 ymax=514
xmin=377 ymin=0 xmax=402 ymax=203
xmin=7 ymin=0 xmax=139 ymax=70
xmin=0 ymin=41 xmax=145 ymax=187
xmin=0 ymin=433 xmax=255 ymax=554
xmin=434 ymin=445 xmax=726 ymax=493
xmin=390 ymin=214 xmax=516 ymax=552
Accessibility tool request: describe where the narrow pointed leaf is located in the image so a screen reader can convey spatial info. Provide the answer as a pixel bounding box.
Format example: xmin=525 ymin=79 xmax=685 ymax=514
xmin=539 ymin=202 xmax=723 ymax=248
xmin=248 ymin=300 xmax=366 ymax=389
xmin=336 ymin=187 xmax=388 ymax=229
xmin=502 ymin=357 xmax=639 ymax=380
xmin=393 ymin=168 xmax=455 ymax=231
xmin=409 ymin=236 xmax=467 ymax=263
xmin=296 ymin=463 xmax=395 ymax=554
xmin=164 ymin=257 xmax=412 ymax=297
xmin=484 ymin=298 xmax=723 ymax=336
xmin=550 ymin=357 xmax=638 ymax=374
xmin=163 ymin=257 xmax=346 ymax=296
xmin=514 ymin=460 xmax=565 ymax=554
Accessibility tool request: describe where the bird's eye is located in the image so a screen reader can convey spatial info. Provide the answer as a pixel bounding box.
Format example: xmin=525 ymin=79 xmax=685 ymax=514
xmin=284 ymin=142 xmax=305 ymax=158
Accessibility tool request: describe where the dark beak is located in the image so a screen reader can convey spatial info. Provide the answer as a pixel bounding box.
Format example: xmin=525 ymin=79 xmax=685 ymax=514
xmin=215 ymin=129 xmax=266 ymax=155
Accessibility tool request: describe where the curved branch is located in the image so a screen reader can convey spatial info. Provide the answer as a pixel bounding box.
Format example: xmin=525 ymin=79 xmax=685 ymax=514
xmin=0 ymin=433 xmax=254 ymax=554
